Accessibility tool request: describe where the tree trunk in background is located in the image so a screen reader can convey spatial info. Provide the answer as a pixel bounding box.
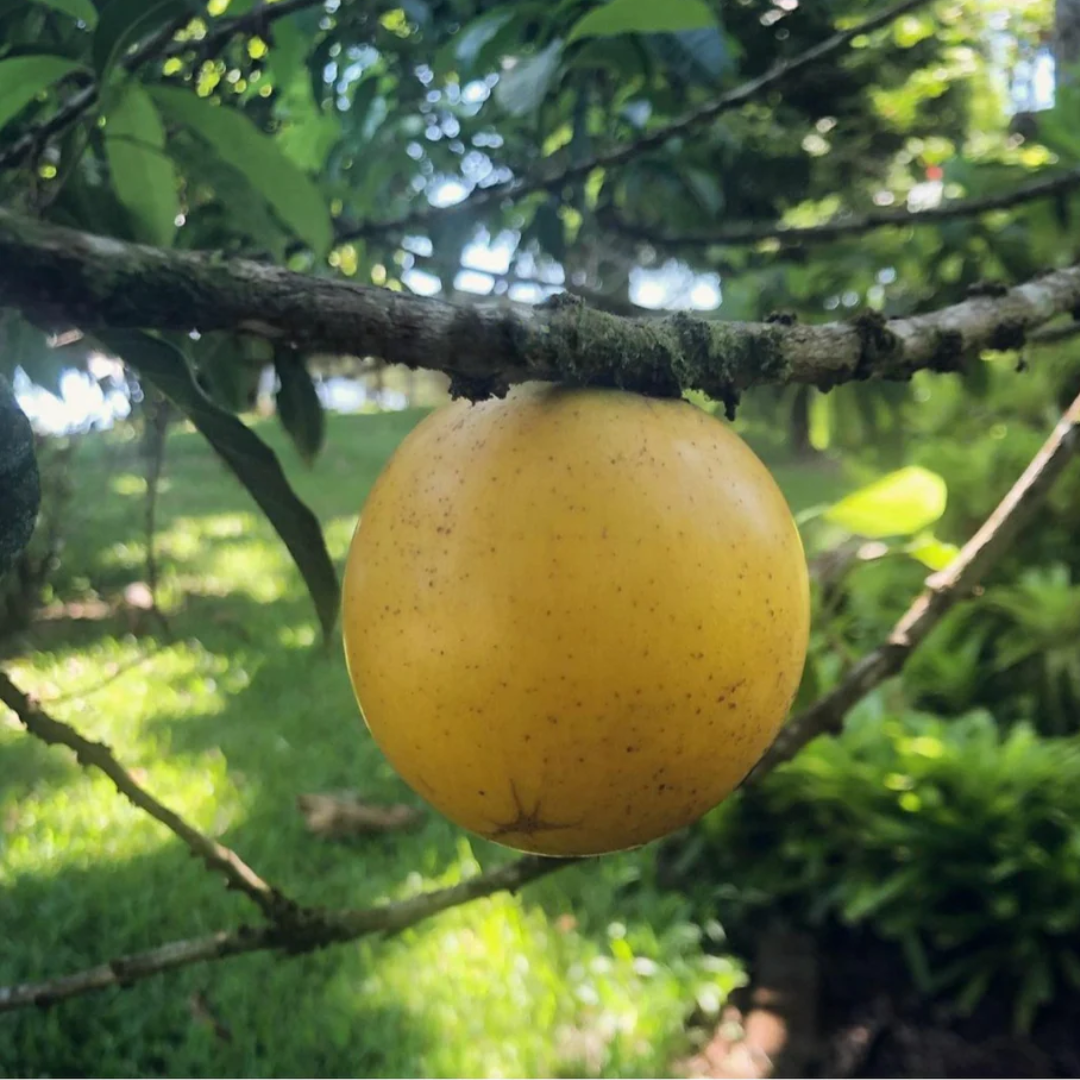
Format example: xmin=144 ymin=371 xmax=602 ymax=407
xmin=1057 ymin=0 xmax=1080 ymax=86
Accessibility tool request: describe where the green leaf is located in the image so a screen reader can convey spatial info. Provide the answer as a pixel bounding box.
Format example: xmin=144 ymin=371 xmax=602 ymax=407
xmin=104 ymin=84 xmax=177 ymax=246
xmin=275 ymin=76 xmax=340 ymax=173
xmin=824 ymin=466 xmax=947 ymax=539
xmin=840 ymin=867 xmax=921 ymax=923
xmin=92 ymin=0 xmax=190 ymax=80
xmin=454 ymin=8 xmax=515 ymax=67
xmin=906 ymin=532 xmax=959 ymax=572
xmin=568 ymin=0 xmax=717 ymax=41
xmin=274 ymin=349 xmax=325 ymax=465
xmin=190 ymin=333 xmax=263 ymax=413
xmin=954 ymin=966 xmax=993 ymax=1017
xmin=0 ymin=55 xmax=84 ymax=134
xmin=31 ymin=0 xmax=97 ymax=26
xmin=95 ymin=330 xmax=339 ymax=640
xmin=1013 ymin=954 xmax=1053 ymax=1034
xmin=495 ymin=39 xmax=563 ymax=117
xmin=899 ymin=930 xmax=933 ymax=992
xmin=151 ymin=86 xmax=332 ymax=256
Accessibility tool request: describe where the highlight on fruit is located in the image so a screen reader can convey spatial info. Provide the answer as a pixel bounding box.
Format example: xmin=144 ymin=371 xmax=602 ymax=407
xmin=343 ymin=382 xmax=810 ymax=856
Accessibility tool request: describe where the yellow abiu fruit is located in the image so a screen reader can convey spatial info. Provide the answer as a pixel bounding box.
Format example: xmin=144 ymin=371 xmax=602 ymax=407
xmin=343 ymin=383 xmax=809 ymax=857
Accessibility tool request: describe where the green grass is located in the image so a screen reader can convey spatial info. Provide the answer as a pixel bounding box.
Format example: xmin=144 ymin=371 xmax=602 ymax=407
xmin=2 ymin=408 xmax=818 ymax=1079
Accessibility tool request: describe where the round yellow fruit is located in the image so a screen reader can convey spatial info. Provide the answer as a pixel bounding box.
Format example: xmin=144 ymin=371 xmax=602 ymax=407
xmin=342 ymin=383 xmax=809 ymax=856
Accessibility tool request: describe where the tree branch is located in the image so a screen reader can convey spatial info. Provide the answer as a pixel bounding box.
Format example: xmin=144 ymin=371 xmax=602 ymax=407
xmin=608 ymin=165 xmax=1080 ymax=249
xmin=3 ymin=390 xmax=1078 ymax=1012
xmin=338 ymin=0 xmax=933 ymax=242
xmin=2 ymin=208 xmax=1078 ymax=410
xmin=753 ymin=387 xmax=1080 ymax=775
xmin=0 ymin=671 xmax=300 ymax=922
xmin=0 ymin=851 xmax=571 ymax=1011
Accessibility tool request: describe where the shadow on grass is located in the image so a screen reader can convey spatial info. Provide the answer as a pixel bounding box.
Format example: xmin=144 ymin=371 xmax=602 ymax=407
xmin=0 ymin=846 xmax=434 ymax=1078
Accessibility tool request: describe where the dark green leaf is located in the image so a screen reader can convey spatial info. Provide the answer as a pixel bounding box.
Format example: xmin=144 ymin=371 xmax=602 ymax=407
xmin=190 ymin=333 xmax=262 ymax=413
xmin=266 ymin=17 xmax=305 ymax=90
xmin=92 ymin=0 xmax=189 ymax=80
xmin=899 ymin=931 xmax=932 ymax=992
xmin=104 ymin=83 xmax=177 ymax=246
xmin=151 ymin=86 xmax=332 ymax=256
xmin=954 ymin=966 xmax=993 ymax=1016
xmin=453 ymin=8 xmax=515 ymax=67
xmin=96 ymin=330 xmax=339 ymax=640
xmin=274 ymin=349 xmax=324 ymax=465
xmin=495 ymin=39 xmax=563 ymax=117
xmin=0 ymin=55 xmax=84 ymax=133
xmin=568 ymin=0 xmax=717 ymax=42
xmin=648 ymin=26 xmax=730 ymax=82
xmin=1013 ymin=955 xmax=1053 ymax=1034
xmin=32 ymin=0 xmax=97 ymax=25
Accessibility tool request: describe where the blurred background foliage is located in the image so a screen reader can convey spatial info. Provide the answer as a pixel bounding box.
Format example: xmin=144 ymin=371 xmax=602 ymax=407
xmin=3 ymin=0 xmax=1080 ymax=1075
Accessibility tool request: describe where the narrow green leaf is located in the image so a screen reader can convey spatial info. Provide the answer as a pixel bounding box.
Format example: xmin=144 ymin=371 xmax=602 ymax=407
xmin=495 ymin=39 xmax=563 ymax=117
xmin=104 ymin=84 xmax=177 ymax=246
xmin=1013 ymin=955 xmax=1053 ymax=1034
xmin=32 ymin=0 xmax=97 ymax=26
xmin=0 ymin=55 xmax=84 ymax=134
xmin=190 ymin=333 xmax=263 ymax=413
xmin=954 ymin=965 xmax=992 ymax=1016
xmin=274 ymin=349 xmax=325 ymax=465
xmin=568 ymin=0 xmax=717 ymax=42
xmin=899 ymin=930 xmax=933 ymax=992
xmin=151 ymin=86 xmax=332 ymax=256
xmin=92 ymin=0 xmax=190 ymax=80
xmin=454 ymin=8 xmax=515 ymax=66
xmin=906 ymin=532 xmax=959 ymax=572
xmin=95 ymin=330 xmax=340 ymax=640
xmin=841 ymin=867 xmax=920 ymax=923
xmin=824 ymin=466 xmax=947 ymax=539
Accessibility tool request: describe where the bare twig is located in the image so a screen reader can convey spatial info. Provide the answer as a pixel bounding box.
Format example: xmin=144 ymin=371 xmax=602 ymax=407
xmin=2 ymin=391 xmax=1078 ymax=1011
xmin=2 ymin=209 xmax=1078 ymax=409
xmin=754 ymin=388 xmax=1080 ymax=775
xmin=609 ymin=165 xmax=1080 ymax=249
xmin=0 ymin=671 xmax=299 ymax=922
xmin=0 ymin=851 xmax=570 ymax=1011
xmin=338 ymin=0 xmax=933 ymax=242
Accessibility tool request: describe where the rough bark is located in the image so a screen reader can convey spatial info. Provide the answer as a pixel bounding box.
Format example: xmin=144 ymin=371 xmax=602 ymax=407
xmin=2 ymin=210 xmax=1078 ymax=411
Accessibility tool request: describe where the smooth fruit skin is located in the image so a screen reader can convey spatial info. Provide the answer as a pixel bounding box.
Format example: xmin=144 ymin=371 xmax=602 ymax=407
xmin=343 ymin=383 xmax=810 ymax=857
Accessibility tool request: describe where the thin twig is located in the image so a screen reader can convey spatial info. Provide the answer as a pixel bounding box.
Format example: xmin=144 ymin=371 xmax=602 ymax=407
xmin=754 ymin=388 xmax=1080 ymax=775
xmin=608 ymin=165 xmax=1080 ymax=249
xmin=0 ymin=851 xmax=570 ymax=1011
xmin=0 ymin=672 xmax=300 ymax=922
xmin=337 ymin=0 xmax=933 ymax=242
xmin=2 ymin=391 xmax=1078 ymax=1011
xmin=2 ymin=209 xmax=1078 ymax=407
